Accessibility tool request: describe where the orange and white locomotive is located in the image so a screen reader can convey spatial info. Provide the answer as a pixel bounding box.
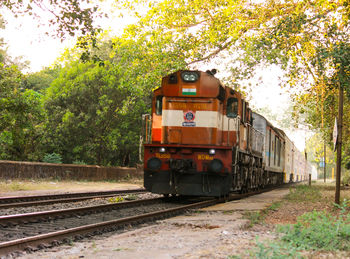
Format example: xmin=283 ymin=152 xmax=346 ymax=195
xmin=143 ymin=70 xmax=308 ymax=196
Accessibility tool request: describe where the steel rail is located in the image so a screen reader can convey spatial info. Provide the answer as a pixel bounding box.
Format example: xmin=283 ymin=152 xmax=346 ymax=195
xmin=0 ymin=197 xmax=164 ymax=226
xmin=0 ymin=189 xmax=146 ymax=208
xmin=0 ymin=184 xmax=294 ymax=256
xmin=0 ymin=198 xmax=218 ymax=256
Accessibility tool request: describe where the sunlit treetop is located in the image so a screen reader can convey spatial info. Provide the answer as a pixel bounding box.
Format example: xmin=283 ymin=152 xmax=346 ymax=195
xmin=116 ymin=0 xmax=349 ymax=87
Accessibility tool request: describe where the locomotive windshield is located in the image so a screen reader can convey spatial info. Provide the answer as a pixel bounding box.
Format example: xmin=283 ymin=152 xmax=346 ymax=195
xmin=227 ymin=97 xmax=238 ymax=118
xmin=155 ymin=96 xmax=163 ymax=115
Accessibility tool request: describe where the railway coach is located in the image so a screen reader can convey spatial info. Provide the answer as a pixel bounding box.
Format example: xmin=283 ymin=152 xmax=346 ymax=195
xmin=143 ymin=69 xmax=308 ymax=197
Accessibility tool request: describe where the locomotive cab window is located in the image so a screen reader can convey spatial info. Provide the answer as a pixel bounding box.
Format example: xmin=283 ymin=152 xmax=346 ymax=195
xmin=155 ymin=96 xmax=163 ymax=115
xmin=227 ymin=98 xmax=238 ymax=118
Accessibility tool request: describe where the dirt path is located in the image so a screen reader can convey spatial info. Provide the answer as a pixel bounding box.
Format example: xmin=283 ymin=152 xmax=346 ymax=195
xmin=0 ymin=180 xmax=142 ymax=197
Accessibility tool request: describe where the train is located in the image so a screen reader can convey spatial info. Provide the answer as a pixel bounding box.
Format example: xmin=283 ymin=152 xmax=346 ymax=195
xmin=142 ymin=69 xmax=310 ymax=197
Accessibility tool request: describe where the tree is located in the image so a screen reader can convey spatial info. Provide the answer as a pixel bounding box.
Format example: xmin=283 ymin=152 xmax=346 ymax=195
xmin=0 ymin=63 xmax=45 ymax=161
xmin=117 ymin=0 xmax=348 ymax=98
xmin=117 ymin=0 xmax=275 ymax=71
xmin=23 ymin=66 xmax=61 ymax=93
xmin=234 ymin=0 xmax=349 ymax=121
xmin=43 ymin=59 xmax=146 ymax=166
xmin=117 ymin=0 xmax=349 ymax=162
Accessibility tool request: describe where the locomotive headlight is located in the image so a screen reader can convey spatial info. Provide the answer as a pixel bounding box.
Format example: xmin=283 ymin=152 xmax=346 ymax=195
xmin=209 ymin=159 xmax=223 ymax=173
xmin=147 ymin=157 xmax=162 ymax=171
xmin=208 ymin=149 xmax=216 ymax=155
xmin=181 ymin=71 xmax=199 ymax=82
xmin=159 ymin=147 xmax=166 ymax=153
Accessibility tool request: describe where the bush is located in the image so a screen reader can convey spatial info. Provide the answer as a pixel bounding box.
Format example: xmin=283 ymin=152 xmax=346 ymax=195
xmin=342 ymin=171 xmax=350 ymax=186
xmin=252 ymin=240 xmax=303 ymax=259
xmin=245 ymin=200 xmax=350 ymax=258
xmin=286 ymin=185 xmax=321 ymax=203
xmin=43 ymin=153 xmax=62 ymax=164
xmin=73 ymin=160 xmax=87 ymax=165
xmin=278 ymin=200 xmax=350 ymax=251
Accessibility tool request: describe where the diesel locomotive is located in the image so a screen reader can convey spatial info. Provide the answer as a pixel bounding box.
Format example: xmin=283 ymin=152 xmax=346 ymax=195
xmin=143 ymin=70 xmax=309 ymax=197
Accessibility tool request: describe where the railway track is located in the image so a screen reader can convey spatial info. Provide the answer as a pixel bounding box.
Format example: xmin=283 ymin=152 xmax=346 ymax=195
xmin=0 ymin=196 xmax=216 ymax=257
xmin=0 ymin=189 xmax=146 ymax=209
xmin=0 ymin=185 xmax=288 ymax=257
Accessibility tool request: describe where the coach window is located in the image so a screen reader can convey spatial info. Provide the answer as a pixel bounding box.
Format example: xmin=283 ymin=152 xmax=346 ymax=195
xmin=155 ymin=96 xmax=163 ymax=115
xmin=278 ymin=139 xmax=281 ymax=166
xmin=242 ymin=101 xmax=246 ymax=123
xmin=227 ymin=98 xmax=238 ymax=118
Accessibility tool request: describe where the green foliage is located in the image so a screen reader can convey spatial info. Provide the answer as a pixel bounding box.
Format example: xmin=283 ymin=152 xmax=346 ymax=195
xmin=43 ymin=153 xmax=62 ymax=164
xmin=244 ymin=202 xmax=282 ymax=228
xmin=278 ymin=200 xmax=350 ymax=251
xmin=244 ymin=211 xmax=263 ymax=228
xmin=23 ymin=67 xmax=61 ymax=93
xmin=343 ymin=171 xmax=350 ymax=185
xmin=43 ymin=57 xmax=147 ymax=166
xmin=286 ymin=185 xmax=322 ymax=203
xmin=306 ymin=133 xmax=335 ymax=164
xmin=124 ymin=194 xmax=138 ymax=200
xmin=73 ymin=160 xmax=87 ymax=165
xmin=0 ymin=62 xmax=45 ymax=161
xmin=0 ymin=21 xmax=188 ymax=165
xmin=5 ymin=0 xmax=348 ymax=168
xmin=117 ymin=0 xmax=272 ymax=79
xmin=115 ymin=1 xmax=350 ymax=170
xmin=251 ymin=239 xmax=303 ymax=259
xmin=244 ymin=199 xmax=350 ymax=258
xmin=108 ymin=196 xmax=124 ymax=203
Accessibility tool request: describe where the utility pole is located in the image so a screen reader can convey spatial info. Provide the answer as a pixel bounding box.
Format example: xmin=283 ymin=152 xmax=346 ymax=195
xmin=324 ymin=143 xmax=326 ymax=182
xmin=321 ymin=86 xmax=326 ymax=183
xmin=335 ymin=84 xmax=343 ymax=205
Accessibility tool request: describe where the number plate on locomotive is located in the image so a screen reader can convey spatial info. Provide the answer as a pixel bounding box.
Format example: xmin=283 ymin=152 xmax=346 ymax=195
xmin=155 ymin=153 xmax=171 ymax=159
xmin=197 ymin=154 xmax=214 ymax=160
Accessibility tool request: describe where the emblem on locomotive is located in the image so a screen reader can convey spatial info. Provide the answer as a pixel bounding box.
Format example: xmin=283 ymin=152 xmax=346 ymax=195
xmin=182 ymin=110 xmax=196 ymax=127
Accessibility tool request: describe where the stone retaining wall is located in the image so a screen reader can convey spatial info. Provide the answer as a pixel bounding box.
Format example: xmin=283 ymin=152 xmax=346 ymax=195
xmin=0 ymin=160 xmax=143 ymax=181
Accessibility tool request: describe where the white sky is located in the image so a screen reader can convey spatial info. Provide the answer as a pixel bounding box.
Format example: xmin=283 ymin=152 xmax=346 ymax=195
xmin=1 ymin=3 xmax=309 ymax=151
xmin=2 ymin=11 xmax=73 ymax=72
xmin=1 ymin=0 xmax=134 ymax=72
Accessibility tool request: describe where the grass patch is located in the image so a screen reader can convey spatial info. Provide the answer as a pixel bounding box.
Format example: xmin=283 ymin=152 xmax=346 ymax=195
xmin=286 ymin=184 xmax=321 ymax=203
xmin=108 ymin=196 xmax=124 ymax=203
xmin=244 ymin=211 xmax=263 ymax=228
xmin=241 ymin=184 xmax=350 ymax=258
xmin=250 ymin=239 xmax=303 ymax=259
xmin=243 ymin=202 xmax=282 ymax=228
xmin=0 ymin=180 xmax=47 ymax=192
xmin=0 ymin=179 xmax=142 ymax=194
xmin=242 ymin=200 xmax=350 ymax=258
xmin=124 ymin=194 xmax=138 ymax=200
xmin=277 ymin=200 xmax=350 ymax=251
